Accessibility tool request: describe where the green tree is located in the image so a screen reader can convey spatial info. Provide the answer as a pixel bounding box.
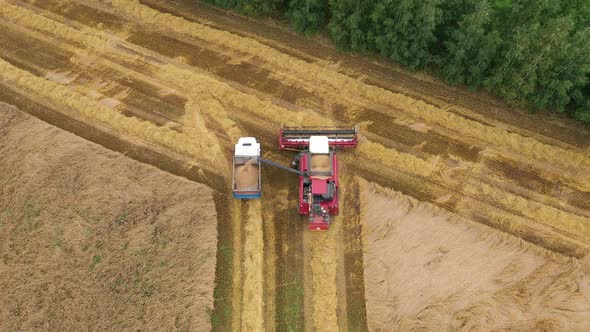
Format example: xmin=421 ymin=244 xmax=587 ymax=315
xmin=206 ymin=0 xmax=283 ymax=16
xmin=486 ymin=16 xmax=590 ymax=111
xmin=287 ymin=0 xmax=327 ymax=34
xmin=570 ymin=88 xmax=590 ymax=124
xmin=368 ymin=0 xmax=442 ymax=69
xmin=236 ymin=0 xmax=283 ymax=16
xmin=205 ymin=0 xmax=238 ymax=9
xmin=440 ymin=1 xmax=502 ymax=86
xmin=328 ymin=0 xmax=374 ymax=52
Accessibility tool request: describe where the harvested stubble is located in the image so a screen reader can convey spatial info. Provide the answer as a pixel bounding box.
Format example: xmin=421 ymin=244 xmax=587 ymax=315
xmin=0 ymin=1 xmax=227 ymax=168
xmin=102 ymin=0 xmax=590 ymax=181
xmin=359 ymin=179 xmax=590 ymax=331
xmin=0 ymin=57 xmax=220 ymax=170
xmin=309 ymin=232 xmax=339 ymax=331
xmin=0 ymin=105 xmax=217 ymax=331
xmin=462 ymin=182 xmax=590 ymax=242
xmin=157 ymin=64 xmax=331 ymax=130
xmin=357 ymin=141 xmax=442 ymax=178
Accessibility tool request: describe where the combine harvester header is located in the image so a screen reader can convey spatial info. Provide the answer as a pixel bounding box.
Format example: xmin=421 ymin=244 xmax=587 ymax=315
xmin=232 ymin=125 xmax=358 ymax=231
xmin=279 ymin=126 xmax=358 ymax=150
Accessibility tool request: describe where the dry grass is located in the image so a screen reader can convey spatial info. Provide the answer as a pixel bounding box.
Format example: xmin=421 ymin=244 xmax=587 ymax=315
xmin=309 ymin=230 xmax=339 ymax=330
xmin=359 ymin=179 xmax=590 ymax=331
xmin=455 ymin=198 xmax=590 ymax=259
xmin=0 ymin=1 xmax=228 ymax=169
xmin=157 ymin=64 xmax=331 ymax=131
xmin=0 ymin=58 xmax=221 ymax=169
xmin=357 ymin=141 xmax=442 ymax=178
xmin=0 ymin=105 xmax=218 ymax=331
xmin=0 ymin=0 xmax=107 ymax=49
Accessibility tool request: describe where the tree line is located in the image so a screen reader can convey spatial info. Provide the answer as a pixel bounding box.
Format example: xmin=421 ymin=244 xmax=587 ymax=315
xmin=204 ymin=0 xmax=590 ymax=124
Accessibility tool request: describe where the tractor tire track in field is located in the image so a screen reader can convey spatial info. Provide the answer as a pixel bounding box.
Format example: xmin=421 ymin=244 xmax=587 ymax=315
xmin=1 ymin=0 xmax=589 ymax=330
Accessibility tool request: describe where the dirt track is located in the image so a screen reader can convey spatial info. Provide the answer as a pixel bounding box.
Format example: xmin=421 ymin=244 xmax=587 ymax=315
xmin=1 ymin=0 xmax=589 ymax=330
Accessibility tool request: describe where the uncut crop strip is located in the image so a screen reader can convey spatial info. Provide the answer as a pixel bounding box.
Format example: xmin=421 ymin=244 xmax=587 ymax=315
xmin=307 ymin=230 xmax=340 ymax=330
xmin=0 ymin=1 xmax=228 ymax=171
xmin=339 ymin=176 xmax=369 ymax=330
xmin=17 ymin=0 xmax=588 ymax=217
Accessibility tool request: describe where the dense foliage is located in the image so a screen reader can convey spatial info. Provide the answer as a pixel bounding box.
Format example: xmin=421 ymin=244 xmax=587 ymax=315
xmin=206 ymin=0 xmax=282 ymax=16
xmin=204 ymin=0 xmax=590 ymax=124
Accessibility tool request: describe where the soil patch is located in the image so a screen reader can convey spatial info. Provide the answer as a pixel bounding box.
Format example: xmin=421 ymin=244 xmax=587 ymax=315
xmin=0 ymin=104 xmax=218 ymax=331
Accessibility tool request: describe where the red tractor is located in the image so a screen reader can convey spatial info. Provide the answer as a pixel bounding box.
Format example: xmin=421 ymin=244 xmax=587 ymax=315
xmin=233 ymin=126 xmax=358 ymax=231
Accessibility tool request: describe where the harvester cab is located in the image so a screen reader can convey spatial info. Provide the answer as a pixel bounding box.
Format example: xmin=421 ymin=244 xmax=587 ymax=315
xmin=232 ymin=126 xmax=358 ymax=231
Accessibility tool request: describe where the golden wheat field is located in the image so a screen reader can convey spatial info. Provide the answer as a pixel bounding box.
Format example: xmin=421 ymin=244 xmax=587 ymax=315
xmin=0 ymin=0 xmax=589 ymax=331
xmin=0 ymin=104 xmax=217 ymax=331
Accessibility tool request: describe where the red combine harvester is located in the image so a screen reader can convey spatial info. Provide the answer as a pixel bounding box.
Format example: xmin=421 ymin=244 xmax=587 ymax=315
xmin=232 ymin=126 xmax=358 ymax=231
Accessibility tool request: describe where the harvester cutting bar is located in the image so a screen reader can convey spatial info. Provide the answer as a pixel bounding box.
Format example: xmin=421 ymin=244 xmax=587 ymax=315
xmin=279 ymin=125 xmax=358 ymax=150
